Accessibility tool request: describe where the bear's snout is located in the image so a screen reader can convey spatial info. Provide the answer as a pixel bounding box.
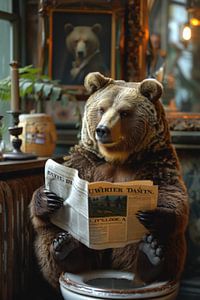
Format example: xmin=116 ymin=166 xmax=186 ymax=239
xmin=95 ymin=125 xmax=111 ymax=143
xmin=77 ymin=50 xmax=84 ymax=59
xmin=75 ymin=40 xmax=87 ymax=60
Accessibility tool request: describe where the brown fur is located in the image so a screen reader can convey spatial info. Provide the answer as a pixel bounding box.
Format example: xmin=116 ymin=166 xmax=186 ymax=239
xmin=30 ymin=72 xmax=189 ymax=290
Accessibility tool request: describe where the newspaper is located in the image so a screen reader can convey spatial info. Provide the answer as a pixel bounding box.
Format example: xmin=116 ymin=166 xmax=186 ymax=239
xmin=45 ymin=159 xmax=158 ymax=250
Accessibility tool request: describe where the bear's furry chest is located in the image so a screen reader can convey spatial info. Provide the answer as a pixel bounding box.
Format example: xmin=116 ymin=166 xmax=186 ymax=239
xmin=93 ymin=163 xmax=137 ymax=183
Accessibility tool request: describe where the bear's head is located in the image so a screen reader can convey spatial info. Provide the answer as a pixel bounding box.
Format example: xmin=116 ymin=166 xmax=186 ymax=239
xmin=81 ymin=72 xmax=170 ymax=163
xmin=64 ymin=23 xmax=102 ymax=61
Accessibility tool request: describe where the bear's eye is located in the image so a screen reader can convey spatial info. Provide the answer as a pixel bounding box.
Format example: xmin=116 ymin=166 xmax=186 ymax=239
xmin=99 ymin=107 xmax=105 ymax=115
xmin=119 ymin=111 xmax=130 ymax=118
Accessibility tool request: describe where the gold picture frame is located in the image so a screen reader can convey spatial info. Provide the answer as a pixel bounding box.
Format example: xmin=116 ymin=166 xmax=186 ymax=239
xmin=48 ymin=9 xmax=116 ymax=86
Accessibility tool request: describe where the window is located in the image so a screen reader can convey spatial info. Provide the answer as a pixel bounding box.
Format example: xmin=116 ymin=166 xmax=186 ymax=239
xmin=166 ymin=1 xmax=193 ymax=112
xmin=149 ymin=0 xmax=200 ymax=113
xmin=0 ymin=0 xmax=18 ymax=146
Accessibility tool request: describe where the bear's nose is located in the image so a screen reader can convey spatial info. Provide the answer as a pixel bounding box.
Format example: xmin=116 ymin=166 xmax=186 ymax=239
xmin=77 ymin=51 xmax=84 ymax=58
xmin=96 ymin=125 xmax=111 ymax=143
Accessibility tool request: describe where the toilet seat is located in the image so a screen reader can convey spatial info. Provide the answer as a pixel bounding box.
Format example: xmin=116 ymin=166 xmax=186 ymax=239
xmin=59 ymin=270 xmax=179 ymax=299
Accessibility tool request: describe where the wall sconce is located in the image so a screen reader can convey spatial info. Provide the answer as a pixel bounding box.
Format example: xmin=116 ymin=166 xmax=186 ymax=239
xmin=184 ymin=1 xmax=200 ymax=44
xmin=181 ymin=15 xmax=200 ymax=45
xmin=182 ymin=23 xmax=192 ymax=41
xmin=190 ymin=17 xmax=200 ymax=26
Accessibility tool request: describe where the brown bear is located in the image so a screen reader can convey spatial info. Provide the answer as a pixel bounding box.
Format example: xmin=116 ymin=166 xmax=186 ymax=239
xmin=63 ymin=23 xmax=109 ymax=85
xmin=30 ymin=72 xmax=189 ymax=291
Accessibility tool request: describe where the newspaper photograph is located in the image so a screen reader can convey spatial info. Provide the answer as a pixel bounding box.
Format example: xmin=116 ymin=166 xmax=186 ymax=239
xmin=45 ymin=159 xmax=158 ymax=250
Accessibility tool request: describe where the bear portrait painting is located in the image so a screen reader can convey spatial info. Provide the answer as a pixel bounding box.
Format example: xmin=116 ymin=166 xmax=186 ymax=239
xmin=30 ymin=72 xmax=189 ymax=293
xmin=64 ymin=23 xmax=110 ymax=85
xmin=49 ymin=10 xmax=113 ymax=85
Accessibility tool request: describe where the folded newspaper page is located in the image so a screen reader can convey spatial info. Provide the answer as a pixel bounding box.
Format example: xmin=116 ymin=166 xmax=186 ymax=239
xmin=45 ymin=159 xmax=158 ymax=250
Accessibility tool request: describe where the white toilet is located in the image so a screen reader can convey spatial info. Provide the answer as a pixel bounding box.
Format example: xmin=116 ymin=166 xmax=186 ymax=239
xmin=59 ymin=270 xmax=179 ymax=300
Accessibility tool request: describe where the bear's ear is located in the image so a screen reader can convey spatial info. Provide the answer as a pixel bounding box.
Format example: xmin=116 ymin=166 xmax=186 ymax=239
xmin=139 ymin=79 xmax=163 ymax=102
xmin=64 ymin=23 xmax=74 ymax=34
xmin=84 ymin=72 xmax=114 ymax=94
xmin=92 ymin=23 xmax=102 ymax=35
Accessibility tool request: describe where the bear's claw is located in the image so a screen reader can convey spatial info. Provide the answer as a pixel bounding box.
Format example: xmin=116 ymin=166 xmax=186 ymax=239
xmin=136 ymin=210 xmax=156 ymax=231
xmin=44 ymin=189 xmax=63 ymax=213
xmin=52 ymin=232 xmax=79 ymax=261
xmin=136 ymin=209 xmax=176 ymax=238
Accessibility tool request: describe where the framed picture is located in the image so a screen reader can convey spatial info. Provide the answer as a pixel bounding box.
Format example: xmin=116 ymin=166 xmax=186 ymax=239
xmin=49 ymin=9 xmax=116 ymax=86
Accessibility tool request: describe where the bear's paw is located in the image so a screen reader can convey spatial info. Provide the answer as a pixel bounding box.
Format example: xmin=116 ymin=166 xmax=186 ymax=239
xmin=51 ymin=232 xmax=79 ymax=261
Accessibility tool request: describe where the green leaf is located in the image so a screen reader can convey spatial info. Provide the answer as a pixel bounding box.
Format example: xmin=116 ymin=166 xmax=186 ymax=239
xmin=50 ymin=86 xmax=62 ymax=101
xmin=0 ymin=78 xmax=11 ymax=100
xmin=19 ymin=79 xmax=33 ymax=97
xmin=19 ymin=65 xmax=41 ymax=75
xmin=0 ymin=89 xmax=10 ymax=101
xmin=33 ymin=82 xmax=44 ymax=94
xmin=43 ymin=83 xmax=53 ymax=98
xmin=0 ymin=65 xmax=65 ymax=106
xmin=39 ymin=74 xmax=50 ymax=80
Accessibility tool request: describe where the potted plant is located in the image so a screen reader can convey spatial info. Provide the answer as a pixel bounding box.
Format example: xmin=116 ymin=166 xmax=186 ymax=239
xmin=0 ymin=65 xmax=84 ymax=156
xmin=0 ymin=65 xmax=66 ymax=113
